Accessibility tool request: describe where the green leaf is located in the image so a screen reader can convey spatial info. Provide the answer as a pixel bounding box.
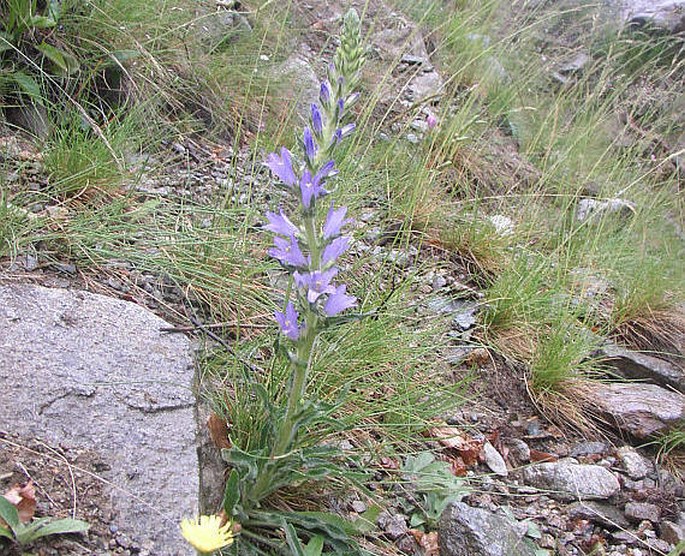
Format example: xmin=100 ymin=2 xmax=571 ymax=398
xmin=109 ymin=50 xmax=140 ymax=63
xmin=36 ymin=42 xmax=79 ymax=75
xmin=353 ymin=505 xmax=380 ymax=534
xmin=0 ymin=524 xmax=15 ymax=540
xmin=47 ymin=0 xmax=62 ymax=22
xmin=304 ymin=535 xmax=324 ymax=556
xmin=0 ymin=32 xmax=15 ymax=53
xmin=0 ymin=496 xmax=20 ymax=532
xmin=284 ymin=522 xmax=306 ymax=556
xmin=29 ymin=15 xmax=57 ymax=28
xmin=17 ymin=517 xmax=88 ymax=544
xmin=222 ymin=469 xmax=240 ymax=516
xmin=9 ymin=71 xmax=42 ymax=102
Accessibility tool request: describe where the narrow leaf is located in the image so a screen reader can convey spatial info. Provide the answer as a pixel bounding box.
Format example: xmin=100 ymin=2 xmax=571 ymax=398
xmin=0 ymin=496 xmax=20 ymax=531
xmin=304 ymin=535 xmax=324 ymax=556
xmin=222 ymin=469 xmax=240 ymax=516
xmin=283 ymin=522 xmax=306 ymax=556
xmin=10 ymin=71 xmax=42 ymax=103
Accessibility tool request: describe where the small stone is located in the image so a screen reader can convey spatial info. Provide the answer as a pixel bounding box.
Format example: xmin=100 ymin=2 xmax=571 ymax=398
xmin=522 ymin=459 xmax=620 ymax=501
xmin=488 ymin=214 xmax=514 ymax=236
xmin=377 ymin=511 xmax=408 ymax=540
xmin=570 ymin=441 xmax=608 ymax=458
xmin=507 ymin=439 xmax=531 ymax=464
xmin=483 ymin=442 xmax=508 ymax=477
xmin=617 ymin=447 xmax=654 ymax=479
xmin=590 ymin=382 xmax=685 ymax=439
xmin=559 ymin=52 xmax=590 ymax=74
xmin=351 ymin=500 xmax=367 ymax=513
xmin=661 ymin=520 xmax=685 ymax=545
xmin=646 ymin=538 xmax=672 ymax=553
xmin=576 ymin=197 xmax=635 ymax=223
xmin=439 ymin=502 xmax=536 ymax=556
xmin=405 ymin=133 xmax=420 ymax=144
xmin=625 ymin=502 xmax=661 ymax=523
xmin=568 ymin=501 xmax=630 ymax=530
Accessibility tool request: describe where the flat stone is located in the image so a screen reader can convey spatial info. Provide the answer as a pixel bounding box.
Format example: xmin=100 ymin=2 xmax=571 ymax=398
xmin=439 ymin=502 xmax=536 ymax=556
xmin=621 ymin=0 xmax=685 ymax=34
xmin=570 ymin=441 xmax=609 ymax=458
xmin=409 ymin=70 xmax=444 ymax=102
xmin=625 ymin=502 xmax=661 ymax=523
xmin=661 ymin=520 xmax=685 ymax=544
xmin=616 ymin=447 xmax=654 ymax=479
xmin=599 ymin=344 xmax=685 ymax=393
xmin=568 ymin=501 xmax=630 ymax=530
xmin=577 ymin=197 xmax=635 ymax=223
xmin=0 ymin=284 xmax=197 ymax=555
xmin=522 ymin=459 xmax=620 ymax=501
xmin=590 ymin=382 xmax=685 ymax=439
xmin=483 ymin=442 xmax=508 ymax=477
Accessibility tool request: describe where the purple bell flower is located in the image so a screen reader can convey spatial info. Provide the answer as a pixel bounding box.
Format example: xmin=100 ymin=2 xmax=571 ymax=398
xmin=322 ymin=236 xmax=349 ymax=266
xmin=299 ymin=170 xmax=327 ymax=209
xmin=275 ymin=302 xmax=302 ymax=341
xmin=294 ymin=269 xmax=338 ymax=303
xmin=323 ymin=205 xmax=348 ymax=239
xmin=324 ymin=285 xmax=357 ymax=316
xmin=266 ymin=210 xmax=300 ymax=237
xmin=269 ymin=235 xmax=308 ymax=268
xmin=265 ymin=147 xmax=297 ymax=187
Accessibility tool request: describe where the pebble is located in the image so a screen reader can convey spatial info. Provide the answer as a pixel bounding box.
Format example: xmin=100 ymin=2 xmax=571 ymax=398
xmin=617 ymin=447 xmax=654 ymax=480
xmin=624 ymin=502 xmax=661 ymax=523
xmin=660 ymin=520 xmax=685 ymax=544
xmin=483 ymin=441 xmax=508 ymax=477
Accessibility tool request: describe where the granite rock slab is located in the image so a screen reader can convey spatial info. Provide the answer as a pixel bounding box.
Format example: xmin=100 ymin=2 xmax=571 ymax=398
xmin=0 ymin=284 xmax=197 ymax=555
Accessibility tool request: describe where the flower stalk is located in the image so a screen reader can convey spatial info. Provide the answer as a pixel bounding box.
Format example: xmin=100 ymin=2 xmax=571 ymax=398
xmin=255 ymin=8 xmax=365 ymax=497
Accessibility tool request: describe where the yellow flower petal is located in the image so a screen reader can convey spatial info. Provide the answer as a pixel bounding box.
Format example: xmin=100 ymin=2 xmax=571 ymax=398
xmin=180 ymin=514 xmax=235 ymax=553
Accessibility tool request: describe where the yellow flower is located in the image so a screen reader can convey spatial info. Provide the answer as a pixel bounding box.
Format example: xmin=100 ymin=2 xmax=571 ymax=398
xmin=180 ymin=514 xmax=235 ymax=554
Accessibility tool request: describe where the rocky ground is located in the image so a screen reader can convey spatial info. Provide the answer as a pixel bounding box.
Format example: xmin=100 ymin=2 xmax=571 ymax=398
xmin=1 ymin=0 xmax=685 ymax=555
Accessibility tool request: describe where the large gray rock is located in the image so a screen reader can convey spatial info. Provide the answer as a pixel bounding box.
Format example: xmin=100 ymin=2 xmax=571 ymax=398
xmin=522 ymin=459 xmax=620 ymax=501
xmin=621 ymin=0 xmax=685 ymax=34
xmin=599 ymin=343 xmax=685 ymax=393
xmin=0 ymin=284 xmax=197 ymax=555
xmin=591 ymin=382 xmax=685 ymax=438
xmin=439 ymin=502 xmax=536 ymax=556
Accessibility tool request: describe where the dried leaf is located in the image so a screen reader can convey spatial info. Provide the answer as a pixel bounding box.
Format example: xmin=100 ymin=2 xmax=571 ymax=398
xmin=420 ymin=530 xmax=439 ymax=556
xmin=529 ymin=449 xmax=558 ymax=463
xmin=379 ymin=456 xmax=400 ymax=470
xmin=448 ymin=456 xmax=468 ymax=477
xmin=3 ymin=481 xmax=36 ymax=523
xmin=428 ymin=427 xmax=470 ymax=450
xmin=207 ymin=413 xmax=231 ymax=450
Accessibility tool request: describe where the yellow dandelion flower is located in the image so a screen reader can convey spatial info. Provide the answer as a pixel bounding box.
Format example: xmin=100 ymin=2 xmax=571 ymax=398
xmin=180 ymin=514 xmax=235 ymax=554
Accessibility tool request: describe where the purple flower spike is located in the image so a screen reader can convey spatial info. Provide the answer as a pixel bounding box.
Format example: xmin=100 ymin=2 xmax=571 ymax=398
xmin=299 ymin=170 xmax=326 ymax=209
xmin=303 ymin=127 xmax=317 ymax=163
xmin=294 ymin=268 xmax=338 ymax=303
xmin=320 ymin=81 xmax=331 ymax=107
xmin=266 ymin=210 xmax=299 ymax=237
xmin=275 ymin=302 xmax=302 ymax=341
xmin=311 ymin=104 xmax=323 ymax=137
xmin=323 ymin=204 xmax=348 ymax=239
xmin=324 ymin=285 xmax=357 ymax=316
xmin=336 ymin=98 xmax=345 ymax=121
xmin=269 ymin=235 xmax=308 ymax=267
xmin=265 ymin=147 xmax=297 ymax=187
xmin=322 ymin=236 xmax=349 ymax=266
